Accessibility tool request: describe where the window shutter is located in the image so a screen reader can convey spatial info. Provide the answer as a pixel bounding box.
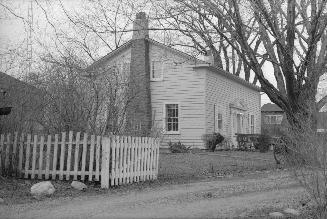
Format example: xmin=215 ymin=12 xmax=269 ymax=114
xmin=162 ymin=104 xmax=166 ymax=132
xmin=214 ymin=104 xmax=218 ymax=132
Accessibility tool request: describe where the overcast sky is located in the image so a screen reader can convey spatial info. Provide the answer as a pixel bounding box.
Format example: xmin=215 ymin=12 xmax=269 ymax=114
xmin=0 ymin=0 xmax=286 ymax=106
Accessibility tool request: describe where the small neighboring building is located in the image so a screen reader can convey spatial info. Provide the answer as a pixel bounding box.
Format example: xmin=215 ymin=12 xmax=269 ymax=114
xmin=86 ymin=12 xmax=262 ymax=148
xmin=261 ymin=103 xmax=286 ymax=136
xmin=0 ymin=72 xmax=45 ymax=133
xmin=317 ymin=112 xmax=327 ymax=133
xmin=261 ymin=103 xmax=327 ymax=134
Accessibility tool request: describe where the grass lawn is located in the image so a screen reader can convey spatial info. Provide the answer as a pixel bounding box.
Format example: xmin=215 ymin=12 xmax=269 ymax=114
xmin=158 ymin=151 xmax=278 ymax=183
xmin=1 ymin=151 xmax=279 ymax=205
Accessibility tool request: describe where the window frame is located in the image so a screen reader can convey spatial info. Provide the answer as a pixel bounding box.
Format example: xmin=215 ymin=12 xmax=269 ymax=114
xmin=264 ymin=115 xmax=283 ymax=124
xmin=150 ymin=60 xmax=164 ymax=81
xmin=163 ymin=102 xmax=180 ymax=134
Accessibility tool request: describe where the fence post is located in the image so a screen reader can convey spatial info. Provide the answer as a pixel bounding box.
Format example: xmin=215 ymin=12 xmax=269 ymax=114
xmin=101 ymin=137 xmax=110 ymax=189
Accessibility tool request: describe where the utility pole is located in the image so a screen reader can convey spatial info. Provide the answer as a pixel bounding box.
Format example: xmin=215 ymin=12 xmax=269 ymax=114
xmin=27 ymin=0 xmax=33 ymax=75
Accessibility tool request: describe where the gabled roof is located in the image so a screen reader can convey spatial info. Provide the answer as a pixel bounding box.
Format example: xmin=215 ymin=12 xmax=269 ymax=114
xmin=146 ymin=38 xmax=206 ymax=65
xmin=86 ymin=40 xmax=133 ymax=72
xmin=193 ymin=65 xmax=261 ymax=92
xmin=86 ymin=38 xmax=206 ymax=72
xmin=85 ymin=37 xmax=261 ymax=92
xmin=261 ymin=103 xmax=283 ymax=112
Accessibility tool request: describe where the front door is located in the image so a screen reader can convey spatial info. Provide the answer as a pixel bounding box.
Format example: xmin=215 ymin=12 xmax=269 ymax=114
xmin=232 ymin=113 xmax=243 ymax=147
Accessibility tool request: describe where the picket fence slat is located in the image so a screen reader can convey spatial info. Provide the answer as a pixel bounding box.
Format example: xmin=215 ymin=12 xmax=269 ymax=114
xmin=31 ymin=135 xmax=37 ymax=179
xmin=126 ymin=137 xmax=130 ymax=184
xmin=95 ymin=135 xmax=101 ymax=181
xmin=66 ymin=131 xmax=73 ymax=180
xmin=131 ymin=137 xmax=135 ymax=182
xmin=24 ymin=134 xmax=31 ymax=179
xmin=81 ymin=133 xmax=87 ymax=181
xmin=119 ymin=136 xmax=123 ymax=185
xmin=88 ymin=135 xmax=95 ymax=181
xmin=111 ymin=136 xmax=116 ymax=186
xmin=123 ymin=136 xmax=127 ymax=184
xmin=59 ymin=132 xmax=66 ymax=180
xmin=18 ymin=133 xmax=24 ymax=176
xmin=45 ymin=135 xmax=51 ymax=180
xmin=115 ymin=136 xmax=119 ymax=185
xmin=38 ymin=136 xmax=45 ymax=179
xmin=1 ymin=131 xmax=159 ymax=187
xmin=149 ymin=138 xmax=153 ymax=180
xmin=52 ymin=134 xmax=59 ymax=179
xmin=73 ymin=132 xmax=81 ymax=180
xmin=143 ymin=138 xmax=147 ymax=181
xmin=12 ymin=132 xmax=18 ymax=176
xmin=140 ymin=137 xmax=144 ymax=182
xmin=101 ymin=137 xmax=110 ymax=188
xmin=137 ymin=137 xmax=141 ymax=182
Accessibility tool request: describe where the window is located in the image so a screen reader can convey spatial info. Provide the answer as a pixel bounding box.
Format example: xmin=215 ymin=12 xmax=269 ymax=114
xmin=151 ymin=60 xmax=163 ymax=81
xmin=214 ymin=104 xmax=223 ymax=131
xmin=250 ymin=115 xmax=255 ymax=134
xmin=264 ymin=115 xmax=283 ymax=124
xmin=165 ymin=104 xmax=179 ymax=133
xmin=218 ymin=113 xmax=223 ymax=130
xmin=276 ymin=115 xmax=283 ymax=124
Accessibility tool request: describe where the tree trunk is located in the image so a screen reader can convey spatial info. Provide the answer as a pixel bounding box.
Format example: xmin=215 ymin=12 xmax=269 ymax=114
xmin=283 ymin=97 xmax=318 ymax=137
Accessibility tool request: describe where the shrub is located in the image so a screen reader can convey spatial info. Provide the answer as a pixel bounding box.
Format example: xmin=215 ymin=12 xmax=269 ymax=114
xmin=202 ymin=133 xmax=225 ymax=152
xmin=281 ymin=117 xmax=327 ymax=218
xmin=255 ymin=134 xmax=271 ymax=153
xmin=168 ymin=141 xmax=190 ymax=153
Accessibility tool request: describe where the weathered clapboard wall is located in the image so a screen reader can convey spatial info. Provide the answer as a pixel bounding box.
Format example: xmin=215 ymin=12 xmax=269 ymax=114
xmin=0 ymin=131 xmax=160 ymax=188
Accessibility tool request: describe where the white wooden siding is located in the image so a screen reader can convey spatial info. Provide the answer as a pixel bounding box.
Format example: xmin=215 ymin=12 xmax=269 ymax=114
xmin=204 ymin=68 xmax=261 ymax=143
xmin=149 ymin=44 xmax=206 ymax=148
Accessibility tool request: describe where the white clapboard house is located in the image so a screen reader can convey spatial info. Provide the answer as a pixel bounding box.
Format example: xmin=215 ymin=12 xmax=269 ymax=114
xmin=86 ymin=12 xmax=261 ymax=148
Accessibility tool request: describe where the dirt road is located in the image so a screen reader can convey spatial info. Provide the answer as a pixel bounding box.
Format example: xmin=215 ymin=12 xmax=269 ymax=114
xmin=1 ymin=170 xmax=307 ymax=218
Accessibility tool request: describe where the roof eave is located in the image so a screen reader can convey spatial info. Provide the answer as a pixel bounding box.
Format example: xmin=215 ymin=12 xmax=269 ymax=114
xmin=85 ymin=40 xmax=133 ymax=72
xmin=192 ymin=65 xmax=261 ymax=92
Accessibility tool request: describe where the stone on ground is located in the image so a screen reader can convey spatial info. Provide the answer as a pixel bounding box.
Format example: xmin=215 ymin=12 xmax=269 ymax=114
xmin=31 ymin=181 xmax=55 ymax=198
xmin=71 ymin=181 xmax=87 ymax=191
xmin=269 ymin=212 xmax=284 ymax=218
xmin=283 ymin=208 xmax=300 ymax=216
xmin=0 ymin=197 xmax=4 ymax=203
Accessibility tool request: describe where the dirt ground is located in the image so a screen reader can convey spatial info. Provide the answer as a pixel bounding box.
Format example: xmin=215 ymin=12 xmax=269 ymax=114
xmin=0 ymin=170 xmax=310 ymax=219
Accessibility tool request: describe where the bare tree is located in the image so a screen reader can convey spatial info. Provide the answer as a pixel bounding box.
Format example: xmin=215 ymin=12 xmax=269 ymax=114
xmin=151 ymin=0 xmax=327 ymax=134
xmin=150 ymin=1 xmax=260 ymax=83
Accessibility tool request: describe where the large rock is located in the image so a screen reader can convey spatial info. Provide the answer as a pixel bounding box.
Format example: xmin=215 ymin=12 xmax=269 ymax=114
xmin=269 ymin=212 xmax=284 ymax=218
xmin=0 ymin=197 xmax=4 ymax=204
xmin=71 ymin=181 xmax=87 ymax=191
xmin=31 ymin=181 xmax=55 ymax=198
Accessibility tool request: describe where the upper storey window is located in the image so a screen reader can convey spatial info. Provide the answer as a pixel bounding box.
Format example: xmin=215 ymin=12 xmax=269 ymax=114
xmin=150 ymin=60 xmax=164 ymax=81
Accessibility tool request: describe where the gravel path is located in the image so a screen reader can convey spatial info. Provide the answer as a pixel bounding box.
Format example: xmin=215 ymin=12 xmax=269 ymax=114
xmin=0 ymin=170 xmax=307 ymax=218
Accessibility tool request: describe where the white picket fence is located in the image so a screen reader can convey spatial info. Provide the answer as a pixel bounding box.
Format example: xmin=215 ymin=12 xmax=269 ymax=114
xmin=0 ymin=131 xmax=160 ymax=188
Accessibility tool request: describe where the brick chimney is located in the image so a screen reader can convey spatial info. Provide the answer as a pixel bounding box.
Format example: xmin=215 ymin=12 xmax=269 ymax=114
xmin=126 ymin=12 xmax=152 ymax=136
xmin=132 ymin=12 xmax=149 ymax=40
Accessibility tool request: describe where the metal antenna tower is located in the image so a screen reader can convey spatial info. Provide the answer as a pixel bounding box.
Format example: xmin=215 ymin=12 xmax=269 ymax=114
xmin=27 ymin=0 xmax=33 ymax=75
